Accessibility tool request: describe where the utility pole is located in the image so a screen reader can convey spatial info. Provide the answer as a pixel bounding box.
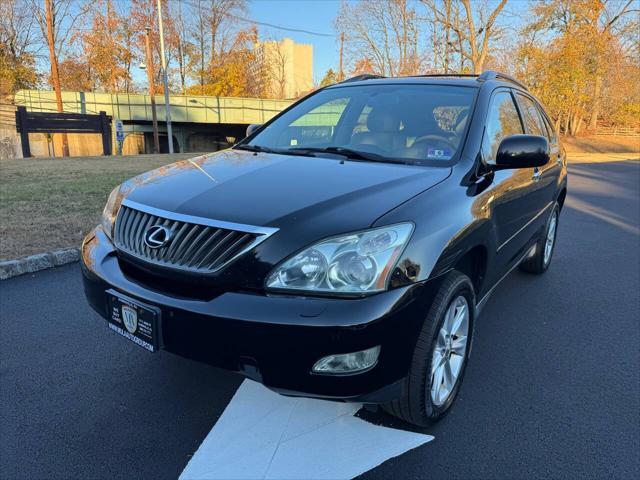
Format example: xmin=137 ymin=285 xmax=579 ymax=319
xmin=44 ymin=0 xmax=69 ymax=157
xmin=144 ymin=27 xmax=160 ymax=154
xmin=156 ymin=0 xmax=173 ymax=153
xmin=338 ymin=32 xmax=345 ymax=82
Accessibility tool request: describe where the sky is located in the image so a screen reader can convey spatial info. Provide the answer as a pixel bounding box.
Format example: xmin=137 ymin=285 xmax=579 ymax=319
xmin=248 ymin=0 xmax=341 ymax=82
xmin=116 ymin=0 xmax=341 ymax=91
xmin=49 ymin=0 xmax=524 ymax=90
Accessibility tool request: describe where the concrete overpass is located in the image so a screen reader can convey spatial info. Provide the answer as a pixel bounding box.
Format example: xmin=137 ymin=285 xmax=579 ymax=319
xmin=13 ymin=90 xmax=293 ymax=155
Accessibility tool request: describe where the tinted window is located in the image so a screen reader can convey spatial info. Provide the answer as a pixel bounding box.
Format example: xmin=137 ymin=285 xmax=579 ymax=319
xmin=245 ymin=84 xmax=477 ymax=165
xmin=482 ymin=91 xmax=523 ymax=161
xmin=516 ymin=93 xmax=546 ymax=137
xmin=537 ymin=106 xmax=557 ymax=143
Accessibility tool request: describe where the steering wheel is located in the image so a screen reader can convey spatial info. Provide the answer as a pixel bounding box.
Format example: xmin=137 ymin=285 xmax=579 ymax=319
xmin=412 ymin=135 xmax=457 ymax=152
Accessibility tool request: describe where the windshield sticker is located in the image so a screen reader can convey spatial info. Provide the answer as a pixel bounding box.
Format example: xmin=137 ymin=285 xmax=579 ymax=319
xmin=427 ymin=147 xmax=452 ymax=159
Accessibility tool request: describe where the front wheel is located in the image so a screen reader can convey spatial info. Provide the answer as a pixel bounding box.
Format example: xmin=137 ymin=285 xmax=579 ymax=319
xmin=519 ymin=203 xmax=559 ymax=274
xmin=383 ymin=271 xmax=475 ymax=426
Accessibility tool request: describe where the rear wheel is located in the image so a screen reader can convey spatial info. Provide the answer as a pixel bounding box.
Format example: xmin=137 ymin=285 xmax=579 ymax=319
xmin=519 ymin=203 xmax=559 ymax=274
xmin=383 ymin=271 xmax=474 ymax=426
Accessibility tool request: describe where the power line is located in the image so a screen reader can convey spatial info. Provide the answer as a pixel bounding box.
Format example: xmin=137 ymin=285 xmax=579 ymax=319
xmin=178 ymin=0 xmax=335 ymax=38
xmin=50 ymin=1 xmax=337 ymax=38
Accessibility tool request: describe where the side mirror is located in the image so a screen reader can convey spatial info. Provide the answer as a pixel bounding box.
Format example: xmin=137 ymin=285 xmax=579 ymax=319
xmin=246 ymin=124 xmax=262 ymax=137
xmin=494 ymin=134 xmax=549 ymax=170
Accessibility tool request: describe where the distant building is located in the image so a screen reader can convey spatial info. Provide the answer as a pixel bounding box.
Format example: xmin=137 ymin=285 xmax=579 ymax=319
xmin=252 ymin=38 xmax=313 ymax=100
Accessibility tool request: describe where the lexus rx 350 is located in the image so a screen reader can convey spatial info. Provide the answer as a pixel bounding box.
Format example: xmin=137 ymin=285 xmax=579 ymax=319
xmin=81 ymin=71 xmax=567 ymax=426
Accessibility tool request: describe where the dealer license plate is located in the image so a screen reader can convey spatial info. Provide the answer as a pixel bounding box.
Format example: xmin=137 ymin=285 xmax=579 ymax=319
xmin=107 ymin=292 xmax=160 ymax=352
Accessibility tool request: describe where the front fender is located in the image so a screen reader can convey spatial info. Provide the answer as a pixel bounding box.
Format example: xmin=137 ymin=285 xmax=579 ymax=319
xmin=376 ymin=175 xmax=496 ymax=290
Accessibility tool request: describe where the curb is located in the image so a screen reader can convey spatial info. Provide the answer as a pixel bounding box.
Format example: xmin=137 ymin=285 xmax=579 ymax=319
xmin=567 ymin=154 xmax=639 ymax=163
xmin=0 ymin=248 xmax=80 ymax=280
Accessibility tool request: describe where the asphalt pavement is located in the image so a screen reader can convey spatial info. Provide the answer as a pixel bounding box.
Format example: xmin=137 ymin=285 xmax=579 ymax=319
xmin=1 ymin=161 xmax=639 ymax=479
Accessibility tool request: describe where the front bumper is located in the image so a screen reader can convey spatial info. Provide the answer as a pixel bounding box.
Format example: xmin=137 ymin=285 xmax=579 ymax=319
xmin=81 ymin=227 xmax=442 ymax=403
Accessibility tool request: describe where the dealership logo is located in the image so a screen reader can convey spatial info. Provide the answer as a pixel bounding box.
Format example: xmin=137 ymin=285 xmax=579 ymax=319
xmin=121 ymin=305 xmax=138 ymax=334
xmin=144 ymin=225 xmax=172 ymax=249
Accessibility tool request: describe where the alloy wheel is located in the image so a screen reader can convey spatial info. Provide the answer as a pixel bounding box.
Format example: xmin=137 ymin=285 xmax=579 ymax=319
xmin=430 ymin=295 xmax=469 ymax=406
xmin=544 ymin=212 xmax=557 ymax=266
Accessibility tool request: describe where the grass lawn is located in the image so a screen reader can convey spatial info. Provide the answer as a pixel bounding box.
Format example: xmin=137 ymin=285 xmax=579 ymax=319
xmin=562 ymin=135 xmax=639 ymax=154
xmin=1 ymin=139 xmax=638 ymax=261
xmin=0 ymin=153 xmax=197 ymax=260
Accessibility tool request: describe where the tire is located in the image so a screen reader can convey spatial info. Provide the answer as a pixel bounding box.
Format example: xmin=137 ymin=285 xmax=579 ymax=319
xmin=519 ymin=203 xmax=559 ymax=274
xmin=383 ymin=271 xmax=475 ymax=426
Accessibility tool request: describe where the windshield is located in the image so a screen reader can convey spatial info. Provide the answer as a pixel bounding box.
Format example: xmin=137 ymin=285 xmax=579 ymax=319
xmin=239 ymin=84 xmax=477 ymax=165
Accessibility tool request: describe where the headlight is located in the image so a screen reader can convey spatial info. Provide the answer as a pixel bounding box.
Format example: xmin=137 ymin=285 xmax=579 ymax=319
xmin=101 ymin=185 xmax=124 ymax=239
xmin=266 ymin=223 xmax=413 ymax=294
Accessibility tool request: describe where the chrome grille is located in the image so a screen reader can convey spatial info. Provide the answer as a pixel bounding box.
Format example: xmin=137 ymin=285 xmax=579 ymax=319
xmin=113 ymin=201 xmax=276 ymax=274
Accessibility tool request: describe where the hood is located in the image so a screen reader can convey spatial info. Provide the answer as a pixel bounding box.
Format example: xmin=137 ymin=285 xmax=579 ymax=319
xmin=123 ymin=149 xmax=450 ymax=231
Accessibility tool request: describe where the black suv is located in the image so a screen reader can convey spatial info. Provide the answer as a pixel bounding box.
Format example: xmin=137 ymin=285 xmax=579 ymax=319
xmin=81 ymin=71 xmax=567 ymax=426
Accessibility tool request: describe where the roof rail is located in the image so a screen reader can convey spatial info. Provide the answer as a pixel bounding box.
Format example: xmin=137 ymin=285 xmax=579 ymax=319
xmin=336 ymin=71 xmax=528 ymax=90
xmin=410 ymin=73 xmax=479 ymax=79
xmin=477 ymin=70 xmax=528 ymax=90
xmin=340 ymin=74 xmax=386 ymax=83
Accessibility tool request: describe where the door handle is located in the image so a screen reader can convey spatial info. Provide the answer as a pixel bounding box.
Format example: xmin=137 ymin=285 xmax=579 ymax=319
xmin=532 ymin=169 xmax=541 ymax=182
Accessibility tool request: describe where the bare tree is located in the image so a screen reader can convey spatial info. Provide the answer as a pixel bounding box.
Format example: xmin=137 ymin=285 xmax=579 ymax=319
xmin=116 ymin=3 xmax=136 ymax=93
xmin=181 ymin=0 xmax=247 ymax=88
xmin=461 ymin=0 xmax=507 ymax=73
xmin=425 ymin=0 xmax=457 ymax=72
xmin=45 ymin=0 xmax=69 ymax=155
xmin=256 ymin=39 xmax=287 ymax=99
xmin=206 ymin=0 xmax=247 ymax=69
xmin=189 ymin=0 xmax=210 ymax=88
xmin=337 ymin=0 xmax=421 ymax=76
xmin=172 ymin=0 xmax=192 ymax=94
xmin=31 ymin=0 xmax=90 ymax=61
xmin=422 ymin=0 xmax=507 ymax=74
xmin=33 ymin=0 xmax=89 ymax=156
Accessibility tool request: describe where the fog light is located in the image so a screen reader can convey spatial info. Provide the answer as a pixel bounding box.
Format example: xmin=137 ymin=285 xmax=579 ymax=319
xmin=312 ymin=346 xmax=380 ymax=374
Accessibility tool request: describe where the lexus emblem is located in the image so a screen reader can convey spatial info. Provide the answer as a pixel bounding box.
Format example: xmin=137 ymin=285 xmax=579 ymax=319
xmin=144 ymin=225 xmax=172 ymax=249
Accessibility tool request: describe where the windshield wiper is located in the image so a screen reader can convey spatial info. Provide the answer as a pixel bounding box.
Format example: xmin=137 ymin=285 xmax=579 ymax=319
xmin=287 ymin=146 xmax=388 ymax=162
xmin=234 ymin=144 xmax=276 ymax=153
xmin=237 ymin=144 xmax=405 ymax=164
xmin=234 ymin=144 xmax=319 ymax=157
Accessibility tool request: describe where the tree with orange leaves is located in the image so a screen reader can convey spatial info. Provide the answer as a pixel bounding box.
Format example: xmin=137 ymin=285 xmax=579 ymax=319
xmin=515 ymin=0 xmax=639 ymax=134
xmin=80 ymin=0 xmax=132 ymax=92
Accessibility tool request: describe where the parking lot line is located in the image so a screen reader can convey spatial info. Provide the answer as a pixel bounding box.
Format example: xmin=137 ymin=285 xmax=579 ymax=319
xmin=179 ymin=380 xmax=433 ymax=480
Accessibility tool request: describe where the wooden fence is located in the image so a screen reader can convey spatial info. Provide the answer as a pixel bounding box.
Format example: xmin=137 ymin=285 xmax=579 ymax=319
xmin=593 ymin=125 xmax=640 ymax=137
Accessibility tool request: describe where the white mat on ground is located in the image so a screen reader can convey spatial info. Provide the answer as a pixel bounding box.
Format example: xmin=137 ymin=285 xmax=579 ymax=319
xmin=180 ymin=379 xmax=433 ymax=480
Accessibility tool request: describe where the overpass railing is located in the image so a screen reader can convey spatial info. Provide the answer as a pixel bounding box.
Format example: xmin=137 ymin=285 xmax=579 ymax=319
xmin=13 ymin=90 xmax=293 ymax=126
